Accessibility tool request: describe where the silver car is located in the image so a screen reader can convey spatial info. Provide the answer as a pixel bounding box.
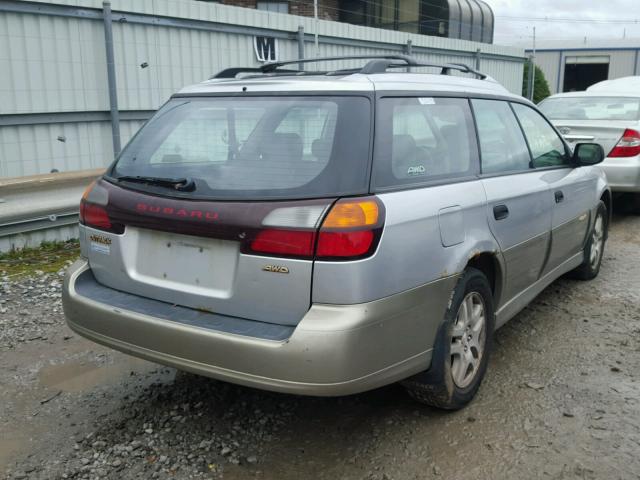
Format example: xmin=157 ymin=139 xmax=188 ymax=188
xmin=63 ymin=55 xmax=610 ymax=410
xmin=539 ymin=80 xmax=640 ymax=211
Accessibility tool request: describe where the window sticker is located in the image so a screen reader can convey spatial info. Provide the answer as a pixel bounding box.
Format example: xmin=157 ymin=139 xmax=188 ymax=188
xmin=418 ymin=97 xmax=436 ymax=105
xmin=407 ymin=165 xmax=426 ymax=176
xmin=89 ymin=234 xmax=111 ymax=255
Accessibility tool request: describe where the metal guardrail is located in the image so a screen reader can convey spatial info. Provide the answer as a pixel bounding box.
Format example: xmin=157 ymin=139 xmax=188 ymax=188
xmin=0 ymin=169 xmax=104 ymax=252
xmin=0 ymin=210 xmax=79 ymax=237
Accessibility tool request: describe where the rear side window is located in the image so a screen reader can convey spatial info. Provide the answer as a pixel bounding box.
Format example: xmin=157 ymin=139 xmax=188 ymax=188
xmin=110 ymin=96 xmax=371 ymax=200
xmin=511 ymin=103 xmax=570 ymax=168
xmin=373 ymin=97 xmax=478 ymax=188
xmin=471 ymin=99 xmax=531 ymax=174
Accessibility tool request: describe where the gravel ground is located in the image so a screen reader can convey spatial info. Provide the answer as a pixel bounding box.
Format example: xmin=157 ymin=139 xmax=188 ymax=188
xmin=1 ymin=211 xmax=639 ymax=480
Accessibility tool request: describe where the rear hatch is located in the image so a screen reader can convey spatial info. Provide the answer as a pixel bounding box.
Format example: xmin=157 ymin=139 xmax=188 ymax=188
xmin=81 ymin=95 xmax=372 ymax=326
xmin=539 ymin=95 xmax=640 ymax=155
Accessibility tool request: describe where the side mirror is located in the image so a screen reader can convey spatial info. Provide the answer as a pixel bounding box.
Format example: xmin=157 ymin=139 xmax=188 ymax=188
xmin=573 ymin=143 xmax=605 ymax=166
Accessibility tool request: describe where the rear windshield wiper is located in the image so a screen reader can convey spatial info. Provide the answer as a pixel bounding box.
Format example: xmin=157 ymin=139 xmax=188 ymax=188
xmin=115 ymin=175 xmax=196 ymax=192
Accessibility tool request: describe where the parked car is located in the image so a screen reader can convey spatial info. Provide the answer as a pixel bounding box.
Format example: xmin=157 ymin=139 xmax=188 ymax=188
xmin=539 ymin=79 xmax=640 ymax=211
xmin=585 ymin=75 xmax=640 ymax=93
xmin=63 ymin=55 xmax=610 ymax=410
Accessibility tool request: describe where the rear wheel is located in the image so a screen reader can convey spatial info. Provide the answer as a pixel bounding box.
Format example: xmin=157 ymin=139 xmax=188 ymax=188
xmin=402 ymin=268 xmax=495 ymax=410
xmin=570 ymin=200 xmax=607 ymax=280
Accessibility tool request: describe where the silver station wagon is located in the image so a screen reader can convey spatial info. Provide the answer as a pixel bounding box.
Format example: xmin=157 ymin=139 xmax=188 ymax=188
xmin=63 ymin=55 xmax=610 ymax=409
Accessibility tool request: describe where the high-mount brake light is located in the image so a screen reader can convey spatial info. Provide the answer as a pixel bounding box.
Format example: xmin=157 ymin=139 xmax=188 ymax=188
xmin=79 ymin=180 xmax=123 ymax=233
xmin=609 ymin=129 xmax=640 ymax=158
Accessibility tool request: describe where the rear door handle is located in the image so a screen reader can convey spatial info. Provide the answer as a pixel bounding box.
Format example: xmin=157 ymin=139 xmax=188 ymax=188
xmin=493 ymin=204 xmax=509 ymax=220
xmin=555 ymin=190 xmax=565 ymax=203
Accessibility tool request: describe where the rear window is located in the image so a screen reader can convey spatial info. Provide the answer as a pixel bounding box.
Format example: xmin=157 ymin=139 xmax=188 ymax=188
xmin=539 ymin=96 xmax=640 ymax=121
xmin=372 ymin=97 xmax=478 ymax=189
xmin=109 ymin=96 xmax=371 ymax=200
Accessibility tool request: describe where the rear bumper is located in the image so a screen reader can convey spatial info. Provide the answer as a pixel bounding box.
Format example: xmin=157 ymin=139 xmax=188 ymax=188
xmin=600 ymin=156 xmax=640 ymax=192
xmin=63 ymin=260 xmax=457 ymax=396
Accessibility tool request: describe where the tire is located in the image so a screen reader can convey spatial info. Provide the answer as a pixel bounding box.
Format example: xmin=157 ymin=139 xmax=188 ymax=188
xmin=569 ymin=200 xmax=607 ymax=280
xmin=402 ymin=268 xmax=495 ymax=410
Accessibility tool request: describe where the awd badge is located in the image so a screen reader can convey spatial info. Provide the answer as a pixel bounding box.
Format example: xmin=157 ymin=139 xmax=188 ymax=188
xmin=262 ymin=265 xmax=289 ymax=274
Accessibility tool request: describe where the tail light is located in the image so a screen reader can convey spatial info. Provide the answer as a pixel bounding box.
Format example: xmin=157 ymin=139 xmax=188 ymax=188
xmin=247 ymin=197 xmax=384 ymax=261
xmin=609 ymin=129 xmax=640 ymax=157
xmin=250 ymin=229 xmax=316 ymax=257
xmin=79 ymin=180 xmax=124 ymax=234
xmin=316 ymin=198 xmax=382 ymax=259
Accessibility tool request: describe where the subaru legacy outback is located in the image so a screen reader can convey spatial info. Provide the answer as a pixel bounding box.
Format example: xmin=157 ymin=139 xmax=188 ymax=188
xmin=63 ymin=55 xmax=610 ymax=409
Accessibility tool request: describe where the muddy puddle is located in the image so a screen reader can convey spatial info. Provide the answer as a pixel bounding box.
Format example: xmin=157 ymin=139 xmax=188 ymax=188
xmin=38 ymin=356 xmax=157 ymax=393
xmin=0 ymin=337 xmax=171 ymax=472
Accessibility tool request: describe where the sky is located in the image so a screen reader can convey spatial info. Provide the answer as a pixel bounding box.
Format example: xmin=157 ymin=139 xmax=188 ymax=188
xmin=486 ymin=0 xmax=640 ymax=47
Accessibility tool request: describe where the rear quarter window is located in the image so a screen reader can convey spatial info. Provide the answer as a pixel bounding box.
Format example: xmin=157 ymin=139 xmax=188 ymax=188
xmin=373 ymin=97 xmax=478 ymax=189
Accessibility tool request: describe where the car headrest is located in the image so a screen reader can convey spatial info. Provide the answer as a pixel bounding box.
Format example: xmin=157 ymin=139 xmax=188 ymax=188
xmin=392 ymin=134 xmax=417 ymax=162
xmin=440 ymin=124 xmax=470 ymax=173
xmin=392 ymin=134 xmax=424 ymax=179
xmin=262 ymin=132 xmax=303 ymax=163
xmin=311 ymin=138 xmax=332 ymax=161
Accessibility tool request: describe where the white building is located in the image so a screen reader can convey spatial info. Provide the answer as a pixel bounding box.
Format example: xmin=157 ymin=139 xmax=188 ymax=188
xmin=528 ymin=39 xmax=640 ymax=95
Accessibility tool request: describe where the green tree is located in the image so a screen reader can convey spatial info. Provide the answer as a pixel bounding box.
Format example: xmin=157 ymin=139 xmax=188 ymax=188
xmin=522 ymin=62 xmax=551 ymax=104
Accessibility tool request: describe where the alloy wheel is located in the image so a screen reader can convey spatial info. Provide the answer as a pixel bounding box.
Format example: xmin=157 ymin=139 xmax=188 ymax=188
xmin=450 ymin=292 xmax=486 ymax=388
xmin=590 ymin=213 xmax=605 ymax=269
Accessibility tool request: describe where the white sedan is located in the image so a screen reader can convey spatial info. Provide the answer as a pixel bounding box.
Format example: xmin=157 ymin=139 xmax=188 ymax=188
xmin=539 ymin=77 xmax=640 ymax=211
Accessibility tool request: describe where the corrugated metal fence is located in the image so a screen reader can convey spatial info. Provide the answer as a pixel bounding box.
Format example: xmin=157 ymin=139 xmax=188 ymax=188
xmin=1 ymin=0 xmax=525 ymax=177
xmin=0 ymin=0 xmax=525 ymax=251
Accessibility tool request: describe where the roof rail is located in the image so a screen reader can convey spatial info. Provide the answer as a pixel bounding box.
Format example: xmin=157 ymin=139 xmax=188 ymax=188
xmin=442 ymin=62 xmax=487 ymax=79
xmin=211 ymin=55 xmax=486 ymax=80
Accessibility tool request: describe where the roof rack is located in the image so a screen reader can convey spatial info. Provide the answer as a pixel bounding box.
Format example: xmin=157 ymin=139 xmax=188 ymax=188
xmin=211 ymin=55 xmax=487 ymax=80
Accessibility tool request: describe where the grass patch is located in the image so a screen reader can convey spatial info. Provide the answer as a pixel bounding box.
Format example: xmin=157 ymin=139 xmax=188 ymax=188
xmin=0 ymin=240 xmax=80 ymax=278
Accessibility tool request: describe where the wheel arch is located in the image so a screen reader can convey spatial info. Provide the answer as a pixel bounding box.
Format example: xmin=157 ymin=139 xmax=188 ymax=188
xmin=600 ymin=188 xmax=612 ymax=240
xmin=465 ymin=250 xmax=504 ymax=308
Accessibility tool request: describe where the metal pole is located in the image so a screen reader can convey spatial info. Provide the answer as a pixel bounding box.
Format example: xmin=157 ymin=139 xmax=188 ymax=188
xmin=527 ymin=55 xmax=534 ymax=100
xmin=297 ymin=25 xmax=305 ymax=70
xmin=102 ymin=1 xmax=121 ymax=157
xmin=530 ymin=26 xmax=536 ymax=101
xmin=393 ymin=0 xmax=399 ymax=30
xmin=475 ymin=48 xmax=481 ymax=70
xmin=314 ymin=0 xmax=319 ymax=57
xmin=405 ymin=40 xmax=412 ymax=72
